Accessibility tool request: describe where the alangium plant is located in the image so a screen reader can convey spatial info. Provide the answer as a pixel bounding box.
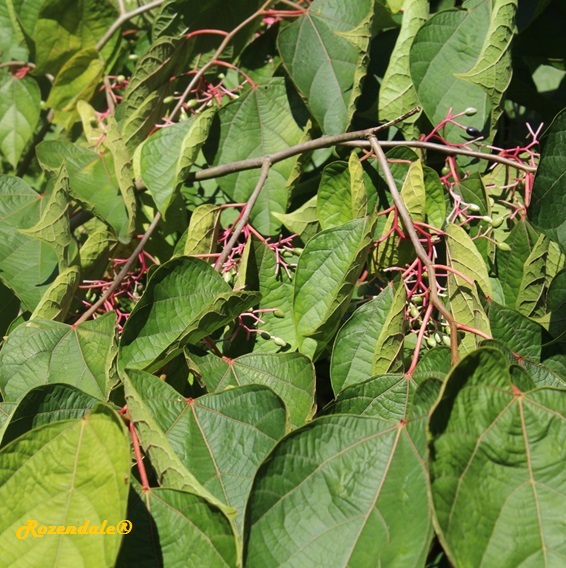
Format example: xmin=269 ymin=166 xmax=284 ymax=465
xmin=0 ymin=0 xmax=564 ymax=566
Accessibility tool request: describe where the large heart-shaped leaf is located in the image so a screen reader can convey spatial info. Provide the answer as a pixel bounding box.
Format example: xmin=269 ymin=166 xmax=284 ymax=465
xmin=188 ymin=351 xmax=316 ymax=429
xmin=125 ymin=370 xmax=287 ymax=538
xmin=245 ymin=400 xmax=435 ymax=566
xmin=0 ymin=405 xmax=130 ymax=567
xmin=429 ymin=347 xmax=566 ymax=567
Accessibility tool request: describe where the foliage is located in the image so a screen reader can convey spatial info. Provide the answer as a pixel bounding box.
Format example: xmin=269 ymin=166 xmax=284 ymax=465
xmin=0 ymin=0 xmax=565 ymax=566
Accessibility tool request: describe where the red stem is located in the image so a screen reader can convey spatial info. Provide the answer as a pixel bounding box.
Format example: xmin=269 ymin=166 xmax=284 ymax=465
xmin=129 ymin=421 xmax=150 ymax=490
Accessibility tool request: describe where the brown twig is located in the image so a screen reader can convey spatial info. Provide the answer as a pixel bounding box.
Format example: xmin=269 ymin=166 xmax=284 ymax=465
xmin=342 ymin=139 xmax=537 ymax=173
xmin=214 ymin=159 xmax=271 ymax=270
xmin=169 ymin=0 xmax=274 ymax=121
xmin=190 ymin=108 xmax=421 ymax=182
xmin=74 ymin=212 xmax=162 ymax=324
xmin=368 ymin=135 xmax=460 ymax=365
xmin=96 ymin=0 xmax=166 ymax=52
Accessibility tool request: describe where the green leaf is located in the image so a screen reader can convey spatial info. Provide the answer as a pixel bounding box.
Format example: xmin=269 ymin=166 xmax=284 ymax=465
xmin=36 ymin=141 xmax=133 ymax=242
xmin=277 ymin=0 xmax=374 ymax=134
xmin=0 ymin=312 xmax=117 ymax=402
xmin=456 ymin=0 xmax=518 ymax=132
xmin=34 ymin=0 xmax=117 ymax=75
xmin=19 ymin=166 xmax=72 ymax=269
xmin=141 ymin=109 xmax=215 ymax=218
xmin=103 ymin=117 xmax=137 ymax=239
xmin=117 ymin=485 xmax=237 ymax=567
xmin=429 ymin=348 xmax=566 ymax=567
xmin=424 ymin=165 xmax=446 ymax=230
xmin=293 ymin=217 xmax=374 ymax=358
xmin=0 ymin=383 xmax=99 ymax=446
xmin=272 ymin=195 xmax=319 ymax=240
xmin=78 ymin=224 xmax=117 ymax=281
xmin=207 ymin=78 xmax=306 ymax=235
xmin=317 ymin=152 xmax=368 ymax=230
xmin=0 ymin=0 xmax=28 ymax=62
xmin=0 ymin=176 xmax=58 ymax=311
xmin=45 ymin=48 xmax=105 ymax=111
xmin=487 ymin=300 xmax=544 ymax=360
xmin=378 ymin=0 xmax=428 ymax=138
xmin=181 ymin=204 xmax=222 ymax=257
xmin=0 ymin=405 xmax=130 ymax=567
xmin=445 ymin=223 xmax=492 ymax=355
xmin=118 ymin=256 xmax=259 ymax=373
xmin=0 ymin=73 xmax=41 ymax=169
xmin=246 ymin=413 xmax=433 ymax=567
xmin=123 ymin=370 xmax=236 ymax=513
xmin=530 ymin=108 xmax=566 ymax=250
xmin=126 ymin=371 xmax=286 ymax=538
xmin=190 ymin=351 xmax=315 ymax=429
xmin=516 ymin=234 xmax=550 ymax=317
xmin=117 ymin=35 xmax=200 ymax=151
xmin=323 ymin=372 xmax=441 ymax=422
xmin=413 ymin=347 xmax=453 ymax=382
xmin=496 ymin=218 xmax=539 ymax=306
xmin=330 ymin=283 xmax=406 ymax=394
xmin=30 ymin=265 xmax=80 ymax=322
xmin=410 ymin=0 xmax=517 ymax=141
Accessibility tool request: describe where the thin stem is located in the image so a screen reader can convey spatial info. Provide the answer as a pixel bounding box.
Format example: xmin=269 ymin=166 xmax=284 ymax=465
xmin=342 ymin=139 xmax=537 ymax=173
xmin=129 ymin=420 xmax=150 ymax=490
xmin=169 ymin=0 xmax=273 ymax=121
xmin=214 ymin=159 xmax=271 ymax=270
xmin=191 ymin=107 xmax=421 ymax=182
xmin=368 ymin=135 xmax=460 ymax=365
xmin=407 ymin=302 xmax=434 ymax=376
xmin=75 ymin=213 xmax=161 ymax=324
xmin=432 ymin=264 xmax=475 ymax=288
xmin=456 ymin=323 xmax=492 ymax=340
xmin=96 ymin=0 xmax=165 ymax=52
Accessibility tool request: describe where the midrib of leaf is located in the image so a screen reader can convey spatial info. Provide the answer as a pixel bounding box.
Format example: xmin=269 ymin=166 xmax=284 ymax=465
xmin=344 ymin=424 xmax=403 ymax=564
xmin=444 ymin=395 xmax=515 ymax=533
xmin=256 ymin=422 xmax=398 ymax=524
xmin=190 ymin=403 xmax=230 ymax=506
xmin=53 ymin=418 xmax=86 ymax=565
xmin=514 ymin=396 xmax=547 ymax=567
